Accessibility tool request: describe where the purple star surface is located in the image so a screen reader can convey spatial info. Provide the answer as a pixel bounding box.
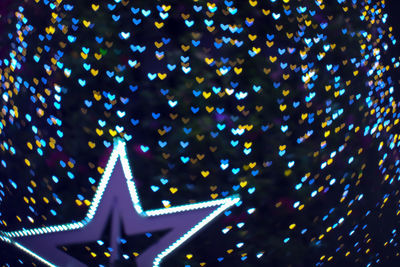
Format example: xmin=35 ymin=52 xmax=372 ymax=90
xmin=1 ymin=141 xmax=240 ymax=267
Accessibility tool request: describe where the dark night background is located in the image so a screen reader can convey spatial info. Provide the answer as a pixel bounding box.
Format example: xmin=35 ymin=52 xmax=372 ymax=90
xmin=386 ymin=2 xmax=400 ymax=57
xmin=1 ymin=1 xmax=400 ymax=267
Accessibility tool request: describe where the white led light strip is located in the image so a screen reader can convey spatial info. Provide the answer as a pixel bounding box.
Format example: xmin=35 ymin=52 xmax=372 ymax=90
xmin=0 ymin=139 xmax=240 ymax=266
xmin=13 ymin=241 xmax=57 ymax=267
xmin=153 ymin=197 xmax=240 ymax=267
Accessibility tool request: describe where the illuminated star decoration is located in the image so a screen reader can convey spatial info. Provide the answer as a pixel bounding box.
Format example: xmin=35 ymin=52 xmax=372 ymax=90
xmin=0 ymin=139 xmax=240 ymax=267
